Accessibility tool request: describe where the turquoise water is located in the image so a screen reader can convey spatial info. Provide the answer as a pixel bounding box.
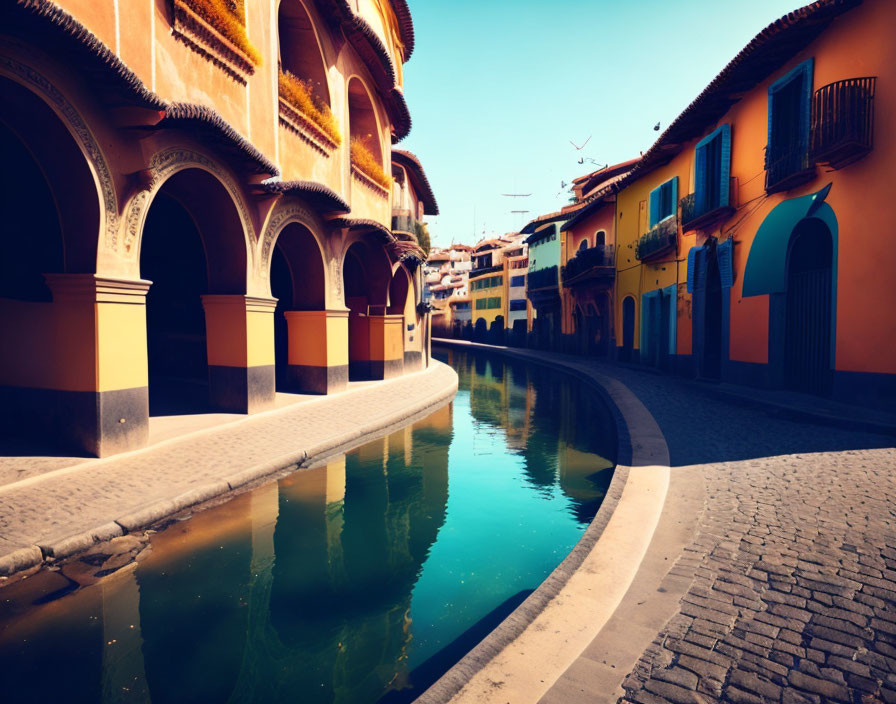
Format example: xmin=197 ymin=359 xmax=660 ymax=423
xmin=0 ymin=348 xmax=616 ymax=703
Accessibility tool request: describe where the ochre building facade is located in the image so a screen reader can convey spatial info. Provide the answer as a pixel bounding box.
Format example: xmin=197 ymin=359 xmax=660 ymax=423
xmin=0 ymin=0 xmax=438 ymax=456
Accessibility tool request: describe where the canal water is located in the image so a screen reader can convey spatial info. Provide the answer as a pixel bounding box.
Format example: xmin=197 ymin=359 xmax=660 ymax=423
xmin=0 ymin=348 xmax=616 ymax=703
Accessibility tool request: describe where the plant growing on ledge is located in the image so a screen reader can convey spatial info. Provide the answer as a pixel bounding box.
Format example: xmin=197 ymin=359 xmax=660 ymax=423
xmin=183 ymin=0 xmax=262 ymax=64
xmin=278 ymin=71 xmax=342 ymax=145
xmin=415 ymin=220 xmax=432 ymax=257
xmin=351 ymin=137 xmax=392 ymax=191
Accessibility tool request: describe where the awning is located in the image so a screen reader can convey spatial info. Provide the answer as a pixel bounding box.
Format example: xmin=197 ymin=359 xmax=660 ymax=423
xmin=742 ymin=184 xmax=838 ymax=297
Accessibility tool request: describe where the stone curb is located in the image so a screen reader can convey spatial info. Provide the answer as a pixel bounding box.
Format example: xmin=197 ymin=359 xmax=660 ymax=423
xmin=418 ymin=340 xmax=671 ymax=704
xmin=0 ymin=363 xmax=459 ymax=577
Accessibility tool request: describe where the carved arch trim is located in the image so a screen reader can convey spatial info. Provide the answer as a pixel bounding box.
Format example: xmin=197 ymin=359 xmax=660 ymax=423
xmin=0 ymin=47 xmax=118 ymax=258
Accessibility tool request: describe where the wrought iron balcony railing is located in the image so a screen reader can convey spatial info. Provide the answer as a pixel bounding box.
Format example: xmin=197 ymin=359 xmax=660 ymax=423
xmin=635 ymin=218 xmax=677 ymax=261
xmin=527 ymin=265 xmax=559 ymax=292
xmin=561 ymin=245 xmax=615 ymax=284
xmin=765 ymin=143 xmax=815 ymax=194
xmin=810 ymin=77 xmax=876 ymax=170
xmin=391 ymin=212 xmax=416 ymax=233
xmin=680 ymin=189 xmax=735 ymax=232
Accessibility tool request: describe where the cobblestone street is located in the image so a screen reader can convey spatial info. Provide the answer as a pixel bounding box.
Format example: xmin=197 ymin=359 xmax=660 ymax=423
xmin=610 ymin=363 xmax=896 ymax=704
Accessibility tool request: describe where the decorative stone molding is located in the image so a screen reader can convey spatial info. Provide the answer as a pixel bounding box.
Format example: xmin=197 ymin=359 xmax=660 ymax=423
xmin=44 ymin=274 xmax=151 ymax=304
xmin=259 ymin=202 xmax=326 ymax=276
xmin=171 ymin=0 xmax=255 ymax=85
xmin=278 ymin=98 xmax=338 ymax=156
xmin=123 ymin=147 xmax=255 ymax=262
xmin=0 ymin=49 xmax=119 ymax=253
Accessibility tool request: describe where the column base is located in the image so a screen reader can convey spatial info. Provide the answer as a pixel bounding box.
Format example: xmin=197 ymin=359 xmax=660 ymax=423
xmin=403 ymin=351 xmax=424 ymax=372
xmin=0 ymin=385 xmax=148 ymax=458
xmin=208 ymin=365 xmax=275 ymax=414
xmin=369 ymin=358 xmax=405 ymax=380
xmin=285 ymin=364 xmax=348 ymax=395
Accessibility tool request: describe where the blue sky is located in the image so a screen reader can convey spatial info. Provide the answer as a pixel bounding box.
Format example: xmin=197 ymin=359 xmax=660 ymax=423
xmin=399 ymin=0 xmax=806 ymax=248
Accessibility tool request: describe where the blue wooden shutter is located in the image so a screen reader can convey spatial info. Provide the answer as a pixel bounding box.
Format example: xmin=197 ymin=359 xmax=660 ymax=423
xmin=719 ymin=124 xmax=732 ymax=208
xmin=717 ymin=238 xmax=734 ymax=288
xmin=695 ymin=143 xmax=707 ymax=214
xmin=639 ymin=293 xmax=649 ymax=362
xmin=686 ymin=247 xmax=699 ymax=293
xmin=670 ymin=177 xmax=679 ymax=218
xmin=694 ymin=248 xmax=708 ymax=291
xmin=666 ymin=284 xmax=677 ymax=356
xmin=648 ymin=187 xmax=660 ymax=227
xmin=799 ymin=61 xmax=814 ymax=156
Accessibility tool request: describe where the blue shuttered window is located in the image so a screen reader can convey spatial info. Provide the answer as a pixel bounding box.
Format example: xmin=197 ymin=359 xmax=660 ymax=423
xmin=649 ymin=177 xmax=678 ymax=227
xmin=695 ymin=124 xmax=732 ymax=214
xmin=767 ymin=59 xmax=814 ymax=171
xmin=717 ymin=238 xmax=734 ymax=288
xmin=686 ymin=247 xmax=702 ymax=293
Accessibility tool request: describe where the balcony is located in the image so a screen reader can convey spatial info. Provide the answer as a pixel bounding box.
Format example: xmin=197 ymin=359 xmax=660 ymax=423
xmin=680 ymin=190 xmax=735 ymax=232
xmin=635 ymin=218 xmax=677 ymax=261
xmin=470 ymin=264 xmax=502 ymax=277
xmin=810 ymin=77 xmax=876 ymax=170
xmin=561 ymin=245 xmax=615 ymax=285
xmin=527 ymin=266 xmax=559 ymax=292
xmin=391 ymin=211 xmax=417 ymax=234
xmin=765 ymin=144 xmax=815 ymax=194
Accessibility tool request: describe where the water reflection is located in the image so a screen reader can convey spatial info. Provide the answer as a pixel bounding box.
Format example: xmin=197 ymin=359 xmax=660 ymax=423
xmin=0 ymin=349 xmax=615 ymax=703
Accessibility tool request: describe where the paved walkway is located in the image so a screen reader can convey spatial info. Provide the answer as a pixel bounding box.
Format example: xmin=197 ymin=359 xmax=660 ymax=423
xmin=434 ymin=341 xmax=896 ymax=704
xmin=0 ymin=362 xmax=458 ymax=576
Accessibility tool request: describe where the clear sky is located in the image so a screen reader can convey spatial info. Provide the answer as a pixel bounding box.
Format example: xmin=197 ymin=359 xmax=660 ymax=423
xmin=399 ymin=0 xmax=807 ymax=248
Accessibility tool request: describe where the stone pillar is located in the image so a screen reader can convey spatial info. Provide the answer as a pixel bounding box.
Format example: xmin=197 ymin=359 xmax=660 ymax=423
xmin=368 ymin=314 xmax=405 ymax=380
xmin=202 ymin=295 xmax=277 ymax=413
xmin=43 ymin=274 xmax=151 ymax=457
xmin=283 ymin=309 xmax=349 ymax=394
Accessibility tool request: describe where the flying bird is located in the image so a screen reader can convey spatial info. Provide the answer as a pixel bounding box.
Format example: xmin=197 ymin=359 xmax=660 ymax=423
xmin=653 ymin=122 xmax=661 ymax=131
xmin=569 ymin=135 xmax=592 ymax=151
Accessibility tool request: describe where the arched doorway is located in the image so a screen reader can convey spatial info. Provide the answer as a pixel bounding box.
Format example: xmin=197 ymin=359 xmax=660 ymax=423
xmin=702 ymin=248 xmax=722 ymax=379
xmin=621 ymin=296 xmax=635 ymax=361
xmin=474 ymin=318 xmax=488 ymax=342
xmin=270 ymin=223 xmax=326 ymax=392
xmin=343 ymin=240 xmax=390 ymax=380
xmin=140 ymin=169 xmax=248 ymax=415
xmin=785 ymin=219 xmax=833 ymax=395
xmin=0 ymin=75 xmax=102 ymax=451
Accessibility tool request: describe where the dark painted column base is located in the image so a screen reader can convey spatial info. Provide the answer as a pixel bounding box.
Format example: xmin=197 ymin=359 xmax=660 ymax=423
xmin=0 ymin=385 xmax=149 ymax=458
xmin=349 ymin=360 xmax=372 ymax=381
xmin=208 ymin=365 xmax=275 ymax=414
xmin=403 ymin=351 xmax=424 ymax=372
xmin=369 ymin=358 xmax=404 ymax=380
xmin=285 ymin=364 xmax=349 ymax=395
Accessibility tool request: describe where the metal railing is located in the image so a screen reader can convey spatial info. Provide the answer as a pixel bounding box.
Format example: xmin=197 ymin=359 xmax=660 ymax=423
xmin=810 ymin=76 xmax=876 ymax=169
xmin=527 ymin=265 xmax=559 ymax=291
xmin=765 ymin=142 xmax=815 ymax=194
xmin=680 ymin=188 xmax=734 ymax=231
xmin=635 ymin=218 xmax=677 ymax=261
xmin=561 ymin=245 xmax=615 ymax=283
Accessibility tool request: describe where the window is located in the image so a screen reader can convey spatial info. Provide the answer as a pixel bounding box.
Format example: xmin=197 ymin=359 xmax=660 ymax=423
xmin=509 ymin=299 xmax=527 ymax=311
xmin=475 ymin=298 xmax=487 ymax=310
xmin=649 ymin=177 xmax=678 ymax=227
xmin=510 ymin=275 xmax=525 ymax=287
xmin=595 ymin=230 xmax=606 ymax=246
xmin=767 ymin=59 xmax=814 ymax=189
xmin=487 ymin=297 xmax=501 ymax=309
xmin=695 ymin=124 xmax=732 ymax=214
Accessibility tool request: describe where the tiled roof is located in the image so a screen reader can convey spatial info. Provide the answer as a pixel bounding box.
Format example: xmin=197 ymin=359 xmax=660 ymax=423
xmin=390 ymin=0 xmax=415 ymax=60
xmin=392 ymin=149 xmax=439 ymax=215
xmin=159 ymin=103 xmax=279 ymax=176
xmin=618 ymin=0 xmax=861 ymax=189
xmin=259 ymin=180 xmax=349 ymax=212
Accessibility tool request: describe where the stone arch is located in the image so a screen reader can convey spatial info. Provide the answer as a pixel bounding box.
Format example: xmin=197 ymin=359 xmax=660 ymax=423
xmin=139 ymin=164 xmax=253 ymax=415
xmin=341 ymin=236 xmax=392 ymax=311
xmin=127 ymin=148 xmax=255 ymax=288
xmin=0 ymin=57 xmax=113 ymax=278
xmin=278 ymin=0 xmax=332 ymax=108
xmin=347 ymin=75 xmax=384 ymax=167
xmin=259 ymin=202 xmax=330 ymax=299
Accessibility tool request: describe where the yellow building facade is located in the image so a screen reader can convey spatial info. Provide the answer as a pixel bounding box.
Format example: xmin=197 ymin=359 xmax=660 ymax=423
xmin=0 ymin=0 xmax=437 ymax=456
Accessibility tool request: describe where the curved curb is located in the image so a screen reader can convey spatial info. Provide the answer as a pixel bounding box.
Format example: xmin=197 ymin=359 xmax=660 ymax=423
xmin=416 ymin=341 xmax=671 ymax=704
xmin=0 ymin=363 xmax=459 ymax=577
